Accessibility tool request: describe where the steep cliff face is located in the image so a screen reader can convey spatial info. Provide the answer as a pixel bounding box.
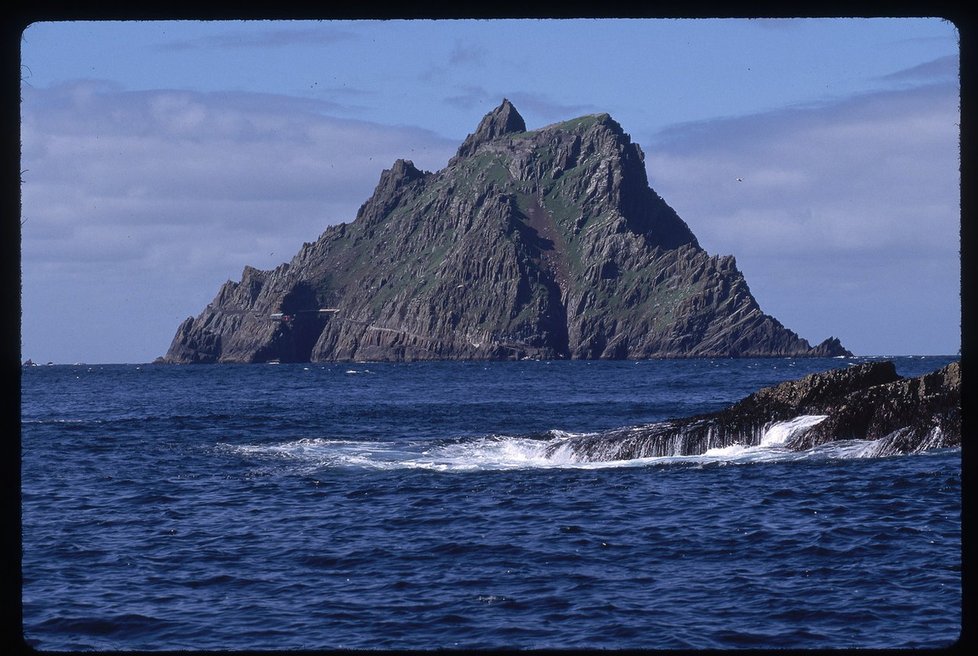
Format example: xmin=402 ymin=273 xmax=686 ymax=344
xmin=161 ymin=99 xmax=851 ymax=363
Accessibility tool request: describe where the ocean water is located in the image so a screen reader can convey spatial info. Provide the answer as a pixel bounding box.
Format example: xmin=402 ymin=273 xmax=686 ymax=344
xmin=20 ymin=356 xmax=961 ymax=650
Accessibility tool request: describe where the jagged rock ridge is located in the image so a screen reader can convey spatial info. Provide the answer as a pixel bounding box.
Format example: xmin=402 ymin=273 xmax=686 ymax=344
xmin=161 ymin=99 xmax=851 ymax=363
xmin=551 ymin=361 xmax=961 ymax=460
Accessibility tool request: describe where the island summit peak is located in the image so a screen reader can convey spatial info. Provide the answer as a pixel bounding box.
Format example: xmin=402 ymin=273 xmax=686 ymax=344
xmin=160 ymin=101 xmax=851 ymax=363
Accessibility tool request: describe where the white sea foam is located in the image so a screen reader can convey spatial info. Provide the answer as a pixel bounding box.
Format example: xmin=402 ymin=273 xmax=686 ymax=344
xmin=702 ymin=444 xmax=751 ymax=457
xmin=403 ymin=435 xmax=585 ymax=471
xmin=220 ymin=417 xmax=950 ymax=473
xmin=759 ymin=415 xmax=828 ymax=447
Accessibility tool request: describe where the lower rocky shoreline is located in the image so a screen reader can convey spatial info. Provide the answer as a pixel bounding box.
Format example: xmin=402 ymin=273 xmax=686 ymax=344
xmin=552 ymin=360 xmax=961 ymax=461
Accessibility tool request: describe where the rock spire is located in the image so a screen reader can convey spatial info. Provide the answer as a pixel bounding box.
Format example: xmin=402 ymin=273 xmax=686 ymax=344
xmin=454 ymin=98 xmax=527 ymax=159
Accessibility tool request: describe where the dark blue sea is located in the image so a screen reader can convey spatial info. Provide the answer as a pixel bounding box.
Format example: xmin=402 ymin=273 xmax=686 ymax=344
xmin=20 ymin=356 xmax=961 ymax=650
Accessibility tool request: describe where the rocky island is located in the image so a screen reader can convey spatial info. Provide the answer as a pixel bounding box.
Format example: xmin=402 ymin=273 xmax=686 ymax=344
xmin=160 ymin=100 xmax=851 ymax=364
xmin=551 ymin=360 xmax=961 ymax=460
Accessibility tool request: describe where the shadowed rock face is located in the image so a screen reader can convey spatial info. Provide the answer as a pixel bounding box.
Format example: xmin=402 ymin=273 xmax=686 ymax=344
xmin=553 ymin=361 xmax=960 ymax=460
xmin=160 ymin=100 xmax=851 ymax=364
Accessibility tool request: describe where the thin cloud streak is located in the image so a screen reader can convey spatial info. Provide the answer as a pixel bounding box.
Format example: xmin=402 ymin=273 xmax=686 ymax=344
xmin=158 ymin=26 xmax=359 ymax=51
xmin=444 ymin=85 xmax=493 ymax=110
xmin=881 ymin=54 xmax=958 ymax=82
xmin=448 ymin=40 xmax=487 ymax=66
xmin=505 ymin=92 xmax=598 ymax=121
xmin=443 ymin=86 xmax=598 ymax=121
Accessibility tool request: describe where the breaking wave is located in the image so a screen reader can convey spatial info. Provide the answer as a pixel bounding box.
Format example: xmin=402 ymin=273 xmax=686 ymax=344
xmin=218 ymin=417 xmax=952 ymax=473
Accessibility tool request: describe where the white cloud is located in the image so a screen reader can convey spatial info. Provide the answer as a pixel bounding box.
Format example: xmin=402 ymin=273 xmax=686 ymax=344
xmin=22 ymin=81 xmax=456 ymax=262
xmin=645 ymin=80 xmax=960 ymax=354
xmin=20 ymin=81 xmax=457 ymax=363
xmin=649 ymin=83 xmax=959 ymax=256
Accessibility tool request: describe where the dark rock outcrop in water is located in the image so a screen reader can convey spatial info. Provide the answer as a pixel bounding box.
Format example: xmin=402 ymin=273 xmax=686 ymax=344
xmin=553 ymin=361 xmax=961 ymax=461
xmin=161 ymin=99 xmax=851 ymax=363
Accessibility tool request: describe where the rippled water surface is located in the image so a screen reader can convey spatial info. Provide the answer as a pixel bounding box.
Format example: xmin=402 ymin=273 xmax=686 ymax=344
xmin=21 ymin=357 xmax=961 ymax=649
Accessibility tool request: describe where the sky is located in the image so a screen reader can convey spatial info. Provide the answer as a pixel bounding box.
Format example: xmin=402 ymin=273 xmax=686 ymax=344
xmin=18 ymin=18 xmax=961 ymax=363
